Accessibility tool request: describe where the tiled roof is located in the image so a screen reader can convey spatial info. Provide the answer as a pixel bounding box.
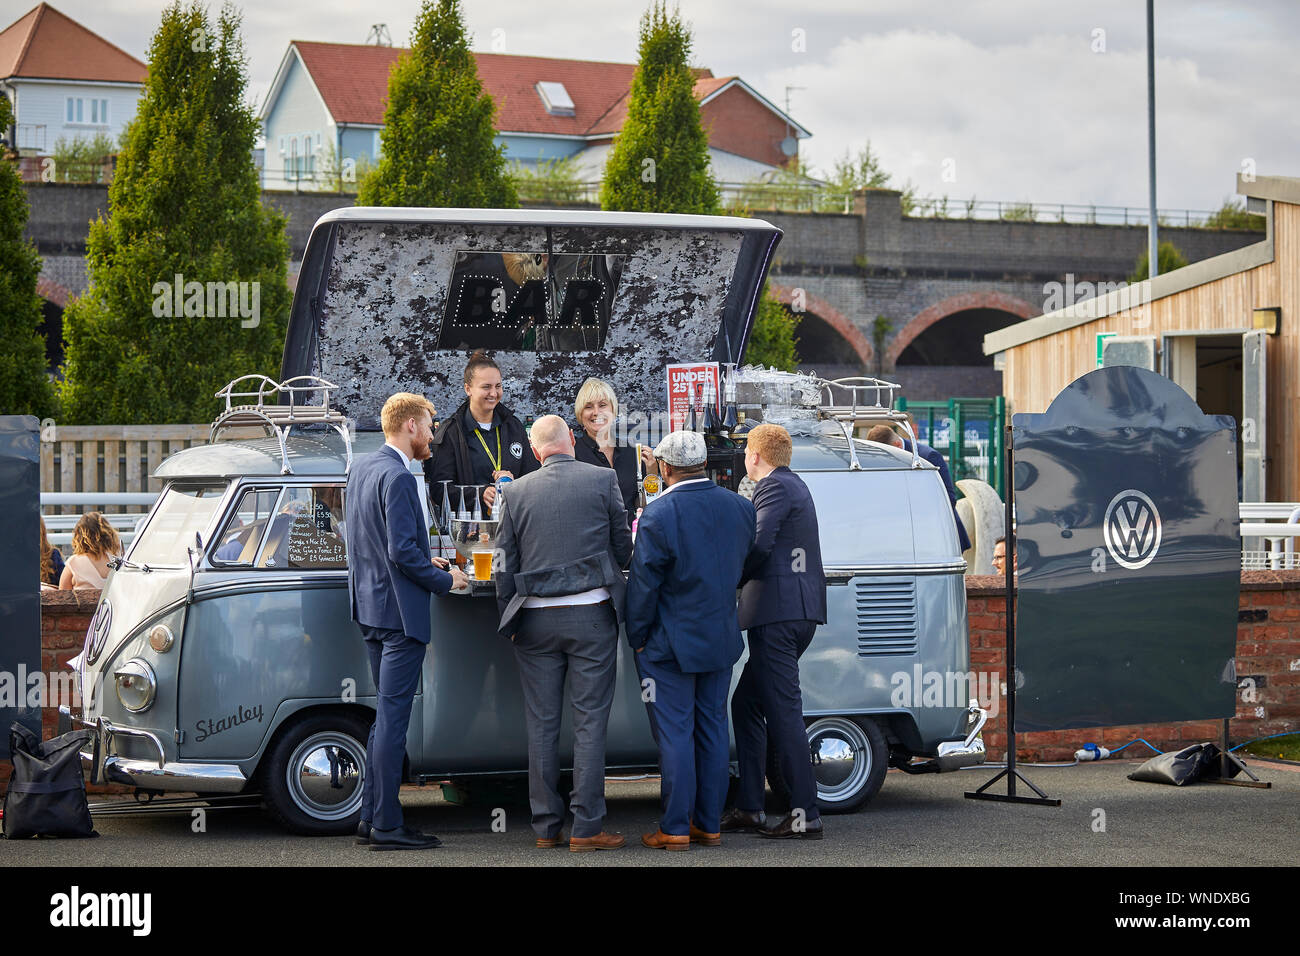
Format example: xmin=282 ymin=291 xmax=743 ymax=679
xmin=288 ymin=41 xmax=715 ymax=135
xmin=0 ymin=3 xmax=146 ymax=83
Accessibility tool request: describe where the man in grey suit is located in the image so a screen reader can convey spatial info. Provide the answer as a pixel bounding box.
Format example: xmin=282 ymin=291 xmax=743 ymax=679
xmin=495 ymin=415 xmax=633 ymax=852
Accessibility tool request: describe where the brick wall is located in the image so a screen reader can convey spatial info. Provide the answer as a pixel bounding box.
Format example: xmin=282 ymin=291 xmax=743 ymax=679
xmin=966 ymin=570 xmax=1300 ymax=761
xmin=0 ymin=590 xmax=127 ymax=796
xmin=7 ymin=576 xmax=1296 ymax=797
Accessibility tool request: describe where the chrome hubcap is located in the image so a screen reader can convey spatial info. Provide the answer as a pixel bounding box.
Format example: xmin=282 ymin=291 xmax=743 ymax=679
xmin=286 ymin=731 xmax=365 ymax=821
xmin=807 ymin=718 xmax=871 ymax=804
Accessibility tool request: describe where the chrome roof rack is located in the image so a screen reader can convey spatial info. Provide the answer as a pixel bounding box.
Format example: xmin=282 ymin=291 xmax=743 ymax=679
xmin=815 ymin=376 xmax=921 ymax=471
xmin=211 ymin=375 xmax=353 ymax=475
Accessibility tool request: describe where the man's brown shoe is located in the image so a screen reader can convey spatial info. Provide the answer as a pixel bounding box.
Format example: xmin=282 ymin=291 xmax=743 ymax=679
xmin=641 ymin=829 xmax=690 ymax=851
xmin=688 ymin=823 xmax=721 ymax=846
xmin=569 ymin=832 xmax=625 ymax=852
xmin=536 ymin=834 xmax=568 ymax=849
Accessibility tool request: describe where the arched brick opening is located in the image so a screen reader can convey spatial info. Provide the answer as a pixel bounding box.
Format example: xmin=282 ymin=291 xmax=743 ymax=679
xmin=767 ymin=283 xmax=874 ymax=368
xmin=36 ymin=277 xmax=73 ymax=308
xmin=887 ymin=292 xmax=1037 ymax=368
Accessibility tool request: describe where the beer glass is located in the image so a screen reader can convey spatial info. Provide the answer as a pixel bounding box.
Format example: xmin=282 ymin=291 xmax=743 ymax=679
xmin=472 ymin=548 xmax=493 ymax=581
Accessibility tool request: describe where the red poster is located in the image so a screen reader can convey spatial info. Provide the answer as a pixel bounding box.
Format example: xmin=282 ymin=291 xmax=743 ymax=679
xmin=666 ymin=362 xmax=721 ymax=432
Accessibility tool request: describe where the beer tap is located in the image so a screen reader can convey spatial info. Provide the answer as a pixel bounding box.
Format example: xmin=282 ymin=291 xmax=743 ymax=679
xmin=703 ymin=378 xmax=719 ymax=433
xmin=722 ymin=363 xmax=739 ymax=433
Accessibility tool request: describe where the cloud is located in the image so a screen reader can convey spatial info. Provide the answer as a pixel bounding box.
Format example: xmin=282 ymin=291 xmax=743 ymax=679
xmin=35 ymin=0 xmax=1300 ymax=210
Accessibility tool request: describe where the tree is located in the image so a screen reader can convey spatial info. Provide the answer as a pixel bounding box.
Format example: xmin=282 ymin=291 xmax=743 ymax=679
xmin=509 ymin=155 xmax=586 ymax=206
xmin=1128 ymin=240 xmax=1189 ymax=283
xmin=50 ymin=133 xmax=117 ymax=184
xmin=745 ymin=282 xmax=800 ymax=371
xmin=0 ymin=95 xmax=57 ymax=418
xmin=58 ymin=2 xmax=290 ymax=424
xmin=357 ymin=0 xmax=517 ymax=208
xmin=1204 ymin=196 xmax=1265 ymax=231
xmin=600 ymin=2 xmax=718 ymax=214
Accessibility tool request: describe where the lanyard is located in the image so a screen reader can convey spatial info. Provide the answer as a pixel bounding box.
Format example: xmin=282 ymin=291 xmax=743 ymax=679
xmin=474 ymin=424 xmax=502 ymax=473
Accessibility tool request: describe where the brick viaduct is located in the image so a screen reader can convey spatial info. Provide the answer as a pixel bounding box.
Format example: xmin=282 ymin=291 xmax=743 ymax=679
xmin=23 ymin=184 xmax=1262 ymax=400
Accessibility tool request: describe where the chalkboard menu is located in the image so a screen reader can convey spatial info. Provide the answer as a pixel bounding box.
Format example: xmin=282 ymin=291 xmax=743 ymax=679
xmin=287 ymin=513 xmax=347 ymax=569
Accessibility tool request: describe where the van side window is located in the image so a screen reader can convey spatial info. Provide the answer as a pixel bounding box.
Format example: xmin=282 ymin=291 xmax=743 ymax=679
xmin=255 ymin=485 xmax=348 ymax=570
xmin=211 ymin=488 xmax=282 ymax=566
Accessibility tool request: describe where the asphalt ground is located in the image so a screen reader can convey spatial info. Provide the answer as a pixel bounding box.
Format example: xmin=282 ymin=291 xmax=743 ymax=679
xmin=4 ymin=757 xmax=1298 ymax=868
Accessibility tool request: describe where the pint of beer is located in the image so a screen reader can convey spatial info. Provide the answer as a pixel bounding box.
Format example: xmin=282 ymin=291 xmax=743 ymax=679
xmin=472 ymin=549 xmax=493 ymax=581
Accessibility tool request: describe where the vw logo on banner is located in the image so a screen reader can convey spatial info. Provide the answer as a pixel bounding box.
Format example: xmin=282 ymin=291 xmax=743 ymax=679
xmin=1104 ymin=490 xmax=1162 ymax=569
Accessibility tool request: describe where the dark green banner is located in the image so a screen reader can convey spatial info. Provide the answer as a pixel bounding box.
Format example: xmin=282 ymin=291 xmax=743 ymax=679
xmin=1012 ymin=367 xmax=1239 ymax=732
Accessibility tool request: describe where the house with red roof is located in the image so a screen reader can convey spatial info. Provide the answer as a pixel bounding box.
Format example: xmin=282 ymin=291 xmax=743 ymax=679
xmin=0 ymin=3 xmax=146 ymax=158
xmin=258 ymin=40 xmax=811 ymax=193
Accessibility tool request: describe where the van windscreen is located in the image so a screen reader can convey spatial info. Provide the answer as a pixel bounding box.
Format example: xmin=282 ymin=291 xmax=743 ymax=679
xmin=128 ymin=483 xmax=227 ymax=567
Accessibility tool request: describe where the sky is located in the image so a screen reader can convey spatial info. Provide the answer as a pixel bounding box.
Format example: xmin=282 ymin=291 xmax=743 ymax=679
xmin=16 ymin=0 xmax=1299 ymax=213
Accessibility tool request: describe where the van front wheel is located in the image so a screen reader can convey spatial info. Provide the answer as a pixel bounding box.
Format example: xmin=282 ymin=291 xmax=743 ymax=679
xmin=261 ymin=711 xmax=371 ymax=835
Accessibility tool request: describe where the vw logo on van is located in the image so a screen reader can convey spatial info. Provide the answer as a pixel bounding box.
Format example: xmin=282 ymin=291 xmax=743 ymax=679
xmin=1103 ymin=490 xmax=1162 ymax=570
xmin=86 ymin=599 xmax=113 ymax=665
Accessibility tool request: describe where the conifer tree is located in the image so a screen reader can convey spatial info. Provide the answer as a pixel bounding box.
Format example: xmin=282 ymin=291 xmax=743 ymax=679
xmin=600 ymin=2 xmax=718 ymax=214
xmin=0 ymin=94 xmax=57 ymax=418
xmin=59 ymin=2 xmax=289 ymax=424
xmin=358 ymin=0 xmax=517 ymax=208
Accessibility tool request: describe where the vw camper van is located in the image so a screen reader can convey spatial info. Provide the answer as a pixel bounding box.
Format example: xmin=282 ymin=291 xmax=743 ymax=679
xmin=63 ymin=208 xmax=985 ymax=833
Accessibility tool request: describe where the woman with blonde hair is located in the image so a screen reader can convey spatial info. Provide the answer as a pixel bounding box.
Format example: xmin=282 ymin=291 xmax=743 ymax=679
xmin=59 ymin=512 xmax=123 ymax=590
xmin=571 ymin=377 xmax=657 ymax=531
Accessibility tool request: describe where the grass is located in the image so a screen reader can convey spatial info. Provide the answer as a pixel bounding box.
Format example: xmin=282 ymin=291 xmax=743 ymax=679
xmin=1242 ymin=733 xmax=1300 ymax=762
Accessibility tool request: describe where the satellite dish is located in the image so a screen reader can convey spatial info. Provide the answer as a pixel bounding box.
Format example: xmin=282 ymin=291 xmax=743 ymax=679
xmin=779 ymin=137 xmax=798 ymax=157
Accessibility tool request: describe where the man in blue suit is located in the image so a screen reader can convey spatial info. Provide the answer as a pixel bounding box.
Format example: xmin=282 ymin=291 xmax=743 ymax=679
xmin=625 ymin=430 xmax=755 ymax=850
xmin=724 ymin=423 xmax=827 ymax=840
xmin=346 ymin=393 xmax=468 ymax=850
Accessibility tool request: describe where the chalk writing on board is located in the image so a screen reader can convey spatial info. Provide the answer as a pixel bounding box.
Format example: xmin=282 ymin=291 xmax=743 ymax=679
xmin=287 ymin=513 xmax=346 ymax=568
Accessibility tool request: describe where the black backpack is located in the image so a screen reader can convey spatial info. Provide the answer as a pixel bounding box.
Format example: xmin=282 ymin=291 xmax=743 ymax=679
xmin=3 ymin=722 xmax=98 ymax=838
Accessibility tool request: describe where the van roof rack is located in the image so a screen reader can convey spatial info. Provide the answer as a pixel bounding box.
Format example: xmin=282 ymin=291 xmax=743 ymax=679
xmin=211 ymin=375 xmax=353 ymax=475
xmin=816 ymin=376 xmax=921 ymax=471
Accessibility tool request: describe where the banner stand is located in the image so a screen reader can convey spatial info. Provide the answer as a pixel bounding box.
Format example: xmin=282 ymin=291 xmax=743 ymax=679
xmin=1209 ymin=718 xmax=1271 ymax=788
xmin=966 ymin=426 xmax=1061 ymax=807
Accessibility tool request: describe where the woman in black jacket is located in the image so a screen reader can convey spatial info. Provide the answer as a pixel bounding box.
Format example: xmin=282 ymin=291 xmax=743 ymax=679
xmin=571 ymin=377 xmax=657 ymax=531
xmin=424 ymin=350 xmax=538 ymax=515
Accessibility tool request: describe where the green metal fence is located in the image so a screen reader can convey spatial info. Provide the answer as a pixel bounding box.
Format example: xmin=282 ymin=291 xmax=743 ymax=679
xmin=895 ymin=396 xmax=1006 ymax=500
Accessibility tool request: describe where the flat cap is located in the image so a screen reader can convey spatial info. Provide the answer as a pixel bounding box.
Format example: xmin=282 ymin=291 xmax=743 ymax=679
xmin=654 ymin=430 xmax=708 ymax=467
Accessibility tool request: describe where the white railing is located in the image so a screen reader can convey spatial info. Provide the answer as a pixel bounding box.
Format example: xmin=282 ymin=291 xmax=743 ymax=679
xmin=1240 ymin=503 xmax=1300 ymax=570
xmin=41 ymin=492 xmax=158 ymax=549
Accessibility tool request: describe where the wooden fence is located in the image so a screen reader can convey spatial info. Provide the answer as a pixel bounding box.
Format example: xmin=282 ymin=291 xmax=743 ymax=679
xmin=41 ymin=425 xmax=210 ymax=515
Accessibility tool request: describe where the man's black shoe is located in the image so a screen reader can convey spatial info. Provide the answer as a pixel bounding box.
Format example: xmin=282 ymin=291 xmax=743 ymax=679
xmin=367 ymin=825 xmax=443 ymax=851
xmin=757 ymin=813 xmax=823 ymax=840
xmin=355 ymin=821 xmax=371 ymax=846
xmin=719 ymin=808 xmax=766 ymax=832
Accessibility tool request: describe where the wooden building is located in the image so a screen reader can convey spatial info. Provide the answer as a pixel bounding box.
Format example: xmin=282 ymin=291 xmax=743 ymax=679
xmin=984 ymin=175 xmax=1298 ymax=501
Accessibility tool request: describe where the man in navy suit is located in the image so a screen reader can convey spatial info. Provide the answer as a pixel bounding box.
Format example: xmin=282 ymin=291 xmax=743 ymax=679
xmin=724 ymin=424 xmax=828 ymax=839
xmin=625 ymin=430 xmax=755 ymax=850
xmin=346 ymin=393 xmax=468 ymax=850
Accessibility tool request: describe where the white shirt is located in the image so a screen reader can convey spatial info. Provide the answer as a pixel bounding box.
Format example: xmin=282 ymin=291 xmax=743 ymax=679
xmin=384 ymin=442 xmax=412 ymax=470
xmin=522 ymin=587 xmax=610 ymax=608
xmin=659 ymin=476 xmax=712 ymax=495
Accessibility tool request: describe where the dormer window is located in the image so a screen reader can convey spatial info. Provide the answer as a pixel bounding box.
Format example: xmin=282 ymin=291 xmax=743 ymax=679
xmin=536 ymin=81 xmax=575 ymax=117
